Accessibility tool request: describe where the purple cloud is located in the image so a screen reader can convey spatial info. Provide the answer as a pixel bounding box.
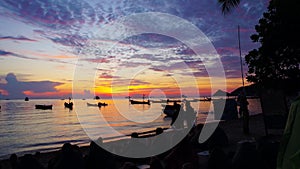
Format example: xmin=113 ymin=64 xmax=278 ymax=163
xmin=0 ymin=0 xmax=96 ymax=29
xmin=99 ymin=73 xmax=120 ymax=79
xmin=0 ymin=73 xmax=63 ymax=99
xmin=48 ymin=34 xmax=87 ymax=47
xmin=0 ymin=0 xmax=269 ymax=81
xmin=220 ymin=55 xmax=248 ymax=78
xmin=120 ymin=33 xmax=180 ymax=48
xmin=83 ymin=58 xmax=110 ymax=63
xmin=183 ymin=55 xmax=247 ymax=78
xmin=149 ymin=67 xmax=164 ymax=72
xmin=129 ymin=79 xmax=151 ymax=86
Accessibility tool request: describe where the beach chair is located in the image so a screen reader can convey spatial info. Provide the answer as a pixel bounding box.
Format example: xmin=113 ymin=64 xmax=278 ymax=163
xmin=260 ymin=90 xmax=289 ymax=135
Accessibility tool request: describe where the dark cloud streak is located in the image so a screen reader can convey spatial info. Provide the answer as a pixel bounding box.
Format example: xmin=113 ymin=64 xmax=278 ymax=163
xmin=0 ymin=35 xmax=36 ymax=41
xmin=0 ymin=49 xmax=77 ymax=65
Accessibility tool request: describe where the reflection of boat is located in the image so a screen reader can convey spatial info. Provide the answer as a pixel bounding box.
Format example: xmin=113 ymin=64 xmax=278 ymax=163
xmin=130 ymin=99 xmax=150 ymax=105
xmin=35 ymin=105 xmax=52 ymax=110
xmin=24 ymin=97 xmax=29 ymax=101
xmin=87 ymin=103 xmax=98 ymax=107
xmin=163 ymin=103 xmax=181 ymax=117
xmin=98 ymin=102 xmax=108 ymax=107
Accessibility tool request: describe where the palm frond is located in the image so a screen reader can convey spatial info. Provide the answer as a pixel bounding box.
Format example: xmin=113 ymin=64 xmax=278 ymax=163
xmin=218 ymin=0 xmax=240 ymax=15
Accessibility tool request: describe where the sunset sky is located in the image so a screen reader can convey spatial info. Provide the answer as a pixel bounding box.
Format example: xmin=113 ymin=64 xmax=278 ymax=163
xmin=0 ymin=0 xmax=269 ymax=99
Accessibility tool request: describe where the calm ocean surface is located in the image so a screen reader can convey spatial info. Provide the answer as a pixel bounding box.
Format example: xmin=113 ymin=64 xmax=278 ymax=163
xmin=0 ymin=98 xmax=262 ymax=159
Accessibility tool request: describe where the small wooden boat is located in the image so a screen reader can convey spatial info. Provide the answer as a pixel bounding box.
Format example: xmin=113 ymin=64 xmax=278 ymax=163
xmin=64 ymin=97 xmax=73 ymax=109
xmin=64 ymin=102 xmax=73 ymax=109
xmin=35 ymin=105 xmax=52 ymax=110
xmin=98 ymin=102 xmax=108 ymax=107
xmin=166 ymin=99 xmax=182 ymax=103
xmin=151 ymin=100 xmax=167 ymax=103
xmin=199 ymin=97 xmax=212 ymax=102
xmin=87 ymin=103 xmax=98 ymax=107
xmin=130 ymin=99 xmax=150 ymax=105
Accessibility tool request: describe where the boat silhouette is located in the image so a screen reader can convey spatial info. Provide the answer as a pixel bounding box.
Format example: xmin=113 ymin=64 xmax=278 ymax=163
xmin=64 ymin=102 xmax=73 ymax=109
xmin=87 ymin=102 xmax=108 ymax=107
xmin=130 ymin=99 xmax=150 ymax=105
xmin=98 ymin=102 xmax=108 ymax=107
xmin=129 ymin=94 xmax=151 ymax=105
xmin=64 ymin=97 xmax=73 ymax=109
xmin=35 ymin=105 xmax=52 ymax=110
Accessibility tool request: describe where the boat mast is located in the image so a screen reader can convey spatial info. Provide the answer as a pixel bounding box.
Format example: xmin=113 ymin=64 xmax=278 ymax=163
xmin=238 ymin=25 xmax=245 ymax=90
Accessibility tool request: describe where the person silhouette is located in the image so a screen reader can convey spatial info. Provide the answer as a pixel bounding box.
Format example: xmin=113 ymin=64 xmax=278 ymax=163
xmin=237 ymin=91 xmax=249 ymax=134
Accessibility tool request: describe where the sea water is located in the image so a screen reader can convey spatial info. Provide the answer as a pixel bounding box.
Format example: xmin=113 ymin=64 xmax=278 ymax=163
xmin=0 ymin=98 xmax=261 ymax=159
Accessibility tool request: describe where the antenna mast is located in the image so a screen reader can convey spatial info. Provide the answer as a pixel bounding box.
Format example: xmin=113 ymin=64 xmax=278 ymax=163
xmin=238 ymin=25 xmax=245 ymax=89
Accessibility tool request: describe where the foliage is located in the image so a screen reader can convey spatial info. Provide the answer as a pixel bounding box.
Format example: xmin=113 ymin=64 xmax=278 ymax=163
xmin=245 ymin=0 xmax=300 ymax=92
xmin=218 ymin=0 xmax=240 ymax=14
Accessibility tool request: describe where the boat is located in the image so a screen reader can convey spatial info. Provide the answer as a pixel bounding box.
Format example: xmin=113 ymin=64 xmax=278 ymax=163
xmin=24 ymin=97 xmax=29 ymax=101
xmin=199 ymin=97 xmax=212 ymax=102
xmin=87 ymin=103 xmax=98 ymax=107
xmin=98 ymin=102 xmax=108 ymax=107
xmin=130 ymin=99 xmax=150 ymax=105
xmin=64 ymin=102 xmax=73 ymax=109
xmin=64 ymin=97 xmax=73 ymax=109
xmin=35 ymin=105 xmax=52 ymax=110
xmin=129 ymin=94 xmax=151 ymax=105
xmin=151 ymin=99 xmax=167 ymax=103
xmin=166 ymin=99 xmax=182 ymax=103
xmin=163 ymin=102 xmax=181 ymax=117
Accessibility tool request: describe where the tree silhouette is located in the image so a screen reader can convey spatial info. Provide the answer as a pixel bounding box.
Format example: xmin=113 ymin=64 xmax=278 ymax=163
xmin=245 ymin=0 xmax=300 ymax=93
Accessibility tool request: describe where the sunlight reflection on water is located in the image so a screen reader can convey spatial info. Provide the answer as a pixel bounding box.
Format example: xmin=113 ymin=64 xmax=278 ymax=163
xmin=0 ymin=98 xmax=261 ymax=159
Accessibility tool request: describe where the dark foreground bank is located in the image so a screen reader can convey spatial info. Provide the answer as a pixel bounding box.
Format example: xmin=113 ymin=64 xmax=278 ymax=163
xmin=0 ymin=114 xmax=282 ymax=169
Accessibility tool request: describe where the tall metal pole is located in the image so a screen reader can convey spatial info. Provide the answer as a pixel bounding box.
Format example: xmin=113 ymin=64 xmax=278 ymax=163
xmin=238 ymin=25 xmax=245 ymax=89
xmin=238 ymin=25 xmax=249 ymax=134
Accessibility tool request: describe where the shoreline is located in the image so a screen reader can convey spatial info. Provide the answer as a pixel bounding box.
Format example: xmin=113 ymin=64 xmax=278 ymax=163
xmin=0 ymin=111 xmax=262 ymax=161
xmin=1 ymin=113 xmax=282 ymax=169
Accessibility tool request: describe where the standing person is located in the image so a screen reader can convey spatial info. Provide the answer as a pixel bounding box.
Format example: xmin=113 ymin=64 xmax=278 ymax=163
xmin=171 ymin=102 xmax=181 ymax=126
xmin=237 ymin=91 xmax=249 ymax=134
xmin=184 ymin=101 xmax=197 ymax=129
